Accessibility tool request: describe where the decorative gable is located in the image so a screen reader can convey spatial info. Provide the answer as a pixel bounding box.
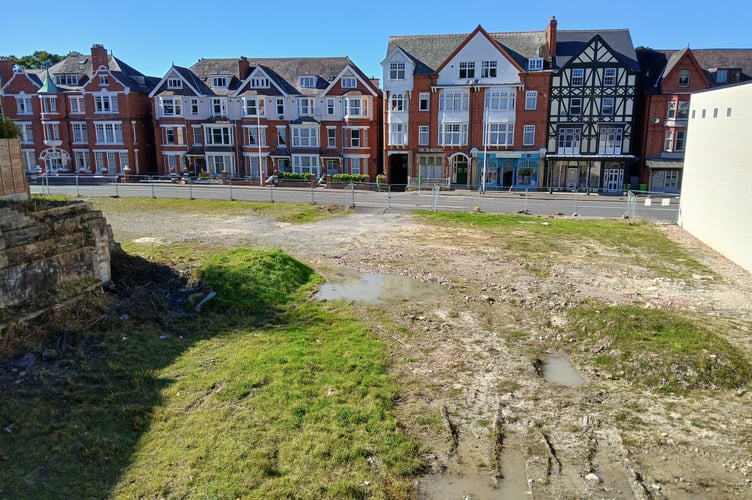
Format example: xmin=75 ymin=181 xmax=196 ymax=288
xmin=567 ymin=36 xmax=621 ymax=67
xmin=435 ymin=28 xmax=522 ymax=86
xmin=381 ymin=48 xmax=415 ymax=92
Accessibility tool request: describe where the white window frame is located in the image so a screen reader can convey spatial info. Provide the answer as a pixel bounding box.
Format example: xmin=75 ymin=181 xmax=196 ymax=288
xmin=523 ymin=125 xmax=535 ymax=146
xmin=17 ymin=122 xmax=33 ymax=143
xmin=439 ymin=123 xmax=468 ymax=146
xmin=159 ymin=97 xmax=182 ymax=117
xmin=390 ymin=92 xmax=406 ymax=112
xmin=341 ymin=77 xmax=357 ymax=88
xmin=327 ymin=127 xmax=336 ymax=147
xmin=99 ymin=75 xmax=109 ymax=86
xmin=389 ymin=61 xmax=405 ymax=80
xmin=488 ymin=123 xmax=514 ymax=146
xmin=251 ymin=77 xmax=270 ymax=88
xmin=292 ymin=127 xmax=319 ymax=147
xmin=94 ymin=122 xmax=123 ymax=144
xmin=485 ymin=90 xmax=515 ymax=111
xmin=419 ymin=93 xmax=430 ymax=111
xmin=439 ymin=90 xmax=469 ymax=111
xmin=212 ymin=75 xmax=229 ymax=88
xmin=242 ymin=97 xmax=264 ymax=117
xmin=68 ymin=96 xmax=85 ymax=114
xmin=525 ymin=91 xmax=537 ymax=110
xmin=345 ymin=127 xmax=367 ymax=148
xmin=190 ymin=98 xmax=199 ymax=116
xmin=569 ymin=98 xmax=582 ymax=115
xmin=206 ymin=153 xmax=235 ymax=175
xmin=326 ymin=97 xmax=336 ymax=116
xmin=601 ymin=97 xmax=615 ymax=116
xmin=418 ymin=126 xmax=429 ymax=146
xmin=598 ymin=127 xmax=623 ymax=155
xmin=73 ymin=150 xmax=89 ymax=172
xmin=71 ymin=122 xmax=88 ymax=143
xmin=296 ymin=97 xmax=314 ymax=116
xmin=94 ymin=94 xmax=119 ymax=113
xmin=459 ymin=61 xmax=475 ymax=79
xmin=276 ymin=98 xmax=285 ymax=117
xmin=528 ymin=57 xmax=543 ymax=71
xmin=16 ymin=96 xmax=33 ymax=115
xmin=481 ymin=60 xmax=497 ymax=78
xmin=43 ymin=122 xmax=60 ymax=141
xmin=205 ymin=125 xmax=233 ymax=146
xmin=292 ymin=154 xmax=320 ymax=176
xmin=571 ymin=68 xmax=585 ymax=86
xmin=558 ymin=128 xmax=581 ymax=155
xmin=22 ymin=149 xmax=36 ymax=171
xmin=167 ymin=78 xmax=183 ymax=89
xmin=41 ymin=96 xmax=57 ymax=114
xmin=604 ymin=68 xmax=617 ymax=86
xmin=299 ymin=75 xmax=315 ymax=88
xmin=246 ymin=126 xmax=267 ymax=147
xmin=389 ymin=123 xmax=407 ymax=146
xmin=211 ymin=98 xmax=227 ymax=117
xmin=344 ymin=97 xmax=367 ymax=117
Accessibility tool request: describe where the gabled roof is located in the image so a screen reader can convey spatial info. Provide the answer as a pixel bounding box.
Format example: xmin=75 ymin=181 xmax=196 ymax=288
xmin=189 ymin=58 xmax=246 ymax=96
xmin=637 ymin=47 xmax=752 ymax=91
xmin=27 ymin=53 xmax=157 ymax=93
xmin=386 ymin=29 xmax=548 ymax=76
xmin=554 ymin=29 xmax=639 ymax=71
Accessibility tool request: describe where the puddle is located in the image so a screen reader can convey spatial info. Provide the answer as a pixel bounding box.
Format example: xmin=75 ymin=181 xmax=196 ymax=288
xmin=419 ymin=449 xmax=530 ymax=499
xmin=315 ymin=271 xmax=443 ymax=305
xmin=543 ymin=355 xmax=586 ymax=387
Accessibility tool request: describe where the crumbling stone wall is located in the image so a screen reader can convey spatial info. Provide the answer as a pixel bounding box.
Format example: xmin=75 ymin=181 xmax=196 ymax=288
xmin=0 ymin=201 xmax=112 ymax=312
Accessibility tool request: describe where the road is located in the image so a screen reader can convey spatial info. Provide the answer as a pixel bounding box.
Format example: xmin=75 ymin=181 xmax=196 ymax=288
xmin=29 ymin=179 xmax=679 ymax=222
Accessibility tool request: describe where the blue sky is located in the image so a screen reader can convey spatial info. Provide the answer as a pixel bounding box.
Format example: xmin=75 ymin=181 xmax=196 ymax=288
xmin=1 ymin=0 xmax=747 ymax=84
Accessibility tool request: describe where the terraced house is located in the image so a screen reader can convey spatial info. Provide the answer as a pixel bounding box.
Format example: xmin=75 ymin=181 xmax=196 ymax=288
xmin=149 ymin=57 xmax=382 ymax=181
xmin=381 ymin=24 xmax=551 ymax=190
xmin=636 ymin=47 xmax=752 ymax=193
xmin=0 ymin=44 xmax=157 ymax=176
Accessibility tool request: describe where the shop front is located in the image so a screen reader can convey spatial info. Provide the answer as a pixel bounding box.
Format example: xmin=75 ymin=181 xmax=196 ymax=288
xmin=476 ymin=152 xmax=543 ymax=191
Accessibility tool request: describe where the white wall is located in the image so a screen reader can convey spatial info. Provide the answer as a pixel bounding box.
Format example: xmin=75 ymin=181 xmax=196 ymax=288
xmin=679 ymin=81 xmax=752 ymax=273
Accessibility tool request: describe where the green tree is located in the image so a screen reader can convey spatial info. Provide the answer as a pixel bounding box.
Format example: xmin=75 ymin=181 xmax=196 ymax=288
xmin=0 ymin=116 xmax=20 ymax=139
xmin=4 ymin=50 xmax=81 ymax=69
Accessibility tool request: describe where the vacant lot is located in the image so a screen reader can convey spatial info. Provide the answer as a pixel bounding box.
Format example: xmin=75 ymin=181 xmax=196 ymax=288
xmin=5 ymin=197 xmax=752 ymax=498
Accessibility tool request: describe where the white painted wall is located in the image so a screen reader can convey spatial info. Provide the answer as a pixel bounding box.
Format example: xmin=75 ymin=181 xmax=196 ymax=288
xmin=678 ymin=81 xmax=752 ymax=274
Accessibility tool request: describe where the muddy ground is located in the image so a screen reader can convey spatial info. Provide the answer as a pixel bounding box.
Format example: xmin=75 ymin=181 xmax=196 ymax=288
xmin=106 ymin=206 xmax=752 ymax=499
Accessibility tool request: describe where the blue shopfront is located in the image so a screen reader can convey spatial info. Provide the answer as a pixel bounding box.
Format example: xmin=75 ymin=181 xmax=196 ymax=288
xmin=476 ymin=152 xmax=542 ymax=190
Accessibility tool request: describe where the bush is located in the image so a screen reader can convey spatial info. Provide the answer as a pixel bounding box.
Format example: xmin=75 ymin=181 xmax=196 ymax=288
xmin=332 ymin=174 xmax=368 ymax=183
xmin=278 ymin=171 xmax=312 ymax=181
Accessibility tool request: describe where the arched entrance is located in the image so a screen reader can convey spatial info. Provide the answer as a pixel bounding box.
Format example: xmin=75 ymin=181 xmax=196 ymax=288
xmin=39 ymin=147 xmax=70 ymax=174
xmin=450 ymin=153 xmax=469 ymax=187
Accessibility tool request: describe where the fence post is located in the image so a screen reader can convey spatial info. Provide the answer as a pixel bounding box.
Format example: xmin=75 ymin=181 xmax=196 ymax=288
xmin=228 ymin=176 xmax=233 ymax=201
xmin=151 ymin=176 xmax=156 ymax=199
xmin=189 ymin=178 xmax=194 ymax=200
xmin=432 ymin=184 xmax=440 ymax=212
xmin=75 ymin=174 xmax=80 ymax=197
xmin=114 ymin=176 xmax=119 ymax=198
xmin=387 ymin=184 xmax=391 ymax=210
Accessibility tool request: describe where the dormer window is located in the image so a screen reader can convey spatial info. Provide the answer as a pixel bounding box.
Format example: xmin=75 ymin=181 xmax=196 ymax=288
xmin=251 ymin=77 xmax=269 ymax=88
xmin=212 ymin=76 xmax=229 ymax=88
xmin=299 ymin=75 xmax=315 ymax=88
xmin=342 ymin=77 xmax=357 ymax=88
xmin=54 ymin=74 xmax=79 ymax=85
xmin=528 ymin=57 xmax=543 ymax=71
xmin=716 ymin=69 xmax=727 ymax=83
xmin=167 ymin=78 xmax=183 ymax=89
xmin=389 ymin=61 xmax=405 ymax=80
xmin=99 ymin=75 xmax=109 ymax=86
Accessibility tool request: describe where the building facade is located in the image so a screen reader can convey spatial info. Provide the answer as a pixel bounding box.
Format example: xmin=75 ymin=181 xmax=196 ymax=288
xmin=0 ymin=45 xmax=157 ymax=176
xmin=382 ymin=24 xmax=551 ymax=190
xmin=545 ymin=26 xmax=640 ymax=193
xmin=149 ymin=57 xmax=382 ymax=181
xmin=637 ymin=48 xmax=751 ymax=192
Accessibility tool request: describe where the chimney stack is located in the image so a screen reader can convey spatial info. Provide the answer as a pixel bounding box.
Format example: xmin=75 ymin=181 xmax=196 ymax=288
xmin=0 ymin=58 xmax=13 ymax=88
xmin=546 ymin=16 xmax=558 ymax=60
xmin=238 ymin=56 xmax=250 ymax=78
xmin=91 ymin=44 xmax=108 ymax=70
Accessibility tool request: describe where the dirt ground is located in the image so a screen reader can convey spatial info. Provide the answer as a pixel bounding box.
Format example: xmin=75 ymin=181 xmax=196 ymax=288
xmin=106 ymin=206 xmax=752 ymax=499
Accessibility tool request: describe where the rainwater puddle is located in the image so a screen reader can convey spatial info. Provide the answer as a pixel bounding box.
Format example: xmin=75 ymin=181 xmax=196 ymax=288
xmin=543 ymin=355 xmax=586 ymax=387
xmin=419 ymin=449 xmax=529 ymax=499
xmin=315 ymin=271 xmax=443 ymax=305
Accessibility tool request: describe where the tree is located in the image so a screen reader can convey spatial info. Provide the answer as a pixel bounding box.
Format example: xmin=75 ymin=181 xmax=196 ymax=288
xmin=4 ymin=50 xmax=81 ymax=69
xmin=0 ymin=116 xmax=20 ymax=139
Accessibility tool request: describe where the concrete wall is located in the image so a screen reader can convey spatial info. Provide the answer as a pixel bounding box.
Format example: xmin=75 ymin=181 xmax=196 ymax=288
xmin=678 ymin=82 xmax=752 ymax=273
xmin=0 ymin=201 xmax=112 ymax=311
xmin=0 ymin=138 xmax=30 ymax=201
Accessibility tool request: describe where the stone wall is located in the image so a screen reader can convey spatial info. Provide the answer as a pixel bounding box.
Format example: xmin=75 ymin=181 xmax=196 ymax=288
xmin=0 ymin=138 xmax=30 ymax=201
xmin=0 ymin=201 xmax=112 ymax=314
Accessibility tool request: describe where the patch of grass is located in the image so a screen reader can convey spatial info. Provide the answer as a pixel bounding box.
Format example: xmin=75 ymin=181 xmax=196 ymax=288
xmin=0 ymin=248 xmax=423 ymax=498
xmin=569 ymin=304 xmax=752 ymax=394
xmin=83 ymin=196 xmax=350 ymax=224
xmin=416 ymin=211 xmax=710 ymax=279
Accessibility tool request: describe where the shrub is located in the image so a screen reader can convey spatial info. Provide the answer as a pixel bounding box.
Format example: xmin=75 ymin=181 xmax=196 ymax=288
xmin=0 ymin=116 xmax=20 ymax=139
xmin=332 ymin=174 xmax=368 ymax=183
xmin=278 ymin=171 xmax=312 ymax=181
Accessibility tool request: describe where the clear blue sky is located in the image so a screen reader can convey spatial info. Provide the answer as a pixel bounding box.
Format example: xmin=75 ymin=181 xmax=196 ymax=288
xmin=1 ymin=0 xmax=748 ymax=85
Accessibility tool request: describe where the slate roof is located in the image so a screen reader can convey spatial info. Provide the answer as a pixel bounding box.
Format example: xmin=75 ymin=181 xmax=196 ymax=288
xmin=189 ymin=58 xmax=244 ymax=96
xmin=637 ymin=47 xmax=752 ymax=91
xmin=386 ymin=30 xmax=548 ymax=76
xmin=554 ymin=29 xmax=639 ymax=71
xmin=386 ymin=27 xmax=638 ymax=76
xmin=27 ymin=54 xmax=157 ymax=93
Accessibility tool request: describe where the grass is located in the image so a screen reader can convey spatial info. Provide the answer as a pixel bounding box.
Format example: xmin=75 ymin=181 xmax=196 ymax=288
xmin=0 ymin=247 xmax=423 ymax=498
xmin=568 ymin=304 xmax=752 ymax=394
xmin=416 ymin=211 xmax=710 ymax=279
xmin=84 ymin=196 xmax=351 ymax=224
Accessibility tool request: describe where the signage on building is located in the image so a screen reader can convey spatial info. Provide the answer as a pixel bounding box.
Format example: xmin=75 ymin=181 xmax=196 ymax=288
xmin=418 ymin=148 xmax=444 ymax=153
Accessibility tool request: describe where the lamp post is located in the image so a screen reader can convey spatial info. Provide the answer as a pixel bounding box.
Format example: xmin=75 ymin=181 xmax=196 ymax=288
xmin=257 ymin=99 xmax=263 ymax=187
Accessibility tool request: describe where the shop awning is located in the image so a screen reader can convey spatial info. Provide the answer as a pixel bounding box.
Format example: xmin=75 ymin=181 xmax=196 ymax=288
xmin=646 ymin=159 xmax=684 ymax=169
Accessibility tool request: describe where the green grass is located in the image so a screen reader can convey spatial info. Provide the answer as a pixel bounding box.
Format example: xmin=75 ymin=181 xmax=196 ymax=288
xmin=0 ymin=248 xmax=423 ymax=498
xmin=84 ymin=196 xmax=350 ymax=224
xmin=416 ymin=211 xmax=710 ymax=279
xmin=568 ymin=304 xmax=752 ymax=394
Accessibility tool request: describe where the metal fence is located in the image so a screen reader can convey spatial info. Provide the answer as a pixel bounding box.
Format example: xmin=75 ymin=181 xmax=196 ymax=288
xmin=28 ymin=173 xmax=680 ymax=223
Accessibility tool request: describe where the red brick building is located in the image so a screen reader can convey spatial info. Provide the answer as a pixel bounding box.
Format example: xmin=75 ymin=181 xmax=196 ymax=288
xmin=149 ymin=56 xmax=382 ymax=181
xmin=0 ymin=44 xmax=157 ymax=176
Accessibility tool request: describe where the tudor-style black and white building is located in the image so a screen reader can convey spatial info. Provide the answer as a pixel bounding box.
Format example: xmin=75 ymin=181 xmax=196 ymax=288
xmin=546 ymin=30 xmax=640 ymax=192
